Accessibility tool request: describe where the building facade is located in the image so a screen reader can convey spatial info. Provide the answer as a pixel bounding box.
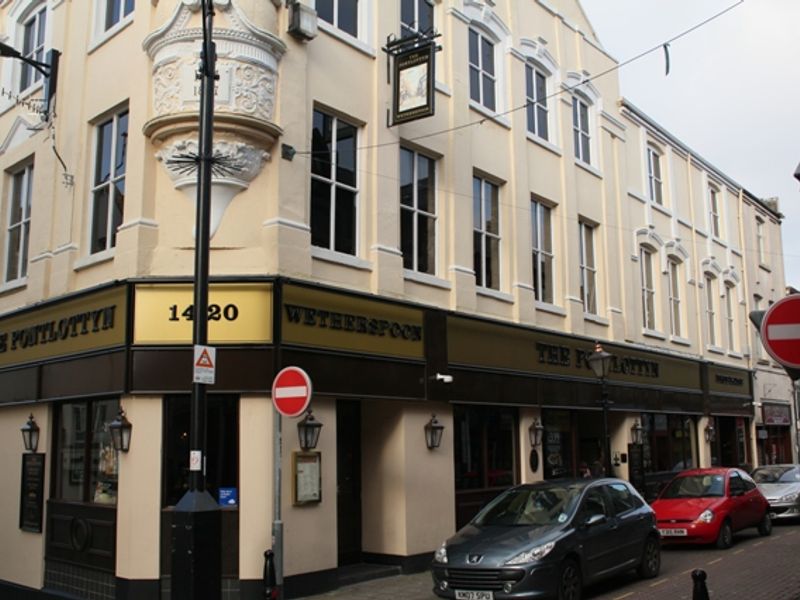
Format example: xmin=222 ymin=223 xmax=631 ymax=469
xmin=0 ymin=1 xmax=792 ymax=599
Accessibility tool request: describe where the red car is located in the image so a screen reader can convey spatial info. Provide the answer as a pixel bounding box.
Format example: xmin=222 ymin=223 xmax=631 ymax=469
xmin=651 ymin=467 xmax=772 ymax=549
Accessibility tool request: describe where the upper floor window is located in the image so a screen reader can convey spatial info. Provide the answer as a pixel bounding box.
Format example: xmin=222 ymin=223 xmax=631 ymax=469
xmin=90 ymin=109 xmax=128 ymax=254
xmin=20 ymin=5 xmax=46 ymax=92
xmin=102 ymin=0 xmax=134 ymax=32
xmin=473 ymin=175 xmax=500 ymax=290
xmin=525 ymin=64 xmax=548 ymax=141
xmin=400 ymin=147 xmax=436 ymax=274
xmin=756 ymin=217 xmax=766 ymax=265
xmin=531 ymin=198 xmax=553 ymax=304
xmin=311 ymin=108 xmax=358 ymax=255
xmin=5 ymin=163 xmax=33 ymax=282
xmin=578 ymin=221 xmax=597 ymax=314
xmin=640 ymin=247 xmax=656 ymax=330
xmin=401 ymin=0 xmax=433 ymax=37
xmin=724 ymin=284 xmax=736 ymax=352
xmin=753 ymin=294 xmax=764 ymax=360
xmin=572 ymin=96 xmax=591 ymax=164
xmin=708 ymin=185 xmax=721 ymax=237
xmin=668 ymin=259 xmax=682 ymax=337
xmin=318 ymin=0 xmax=358 ymax=38
xmin=704 ymin=274 xmax=718 ymax=347
xmin=469 ymin=28 xmax=496 ymax=112
xmin=646 ymin=145 xmax=663 ymax=205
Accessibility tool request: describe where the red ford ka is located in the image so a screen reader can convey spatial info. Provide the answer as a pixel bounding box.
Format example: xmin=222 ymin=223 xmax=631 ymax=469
xmin=650 ymin=467 xmax=772 ymax=549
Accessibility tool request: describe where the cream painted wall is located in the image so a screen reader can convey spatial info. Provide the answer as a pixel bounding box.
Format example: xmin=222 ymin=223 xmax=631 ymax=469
xmin=0 ymin=405 xmax=48 ymax=589
xmin=116 ymin=396 xmax=162 ymax=580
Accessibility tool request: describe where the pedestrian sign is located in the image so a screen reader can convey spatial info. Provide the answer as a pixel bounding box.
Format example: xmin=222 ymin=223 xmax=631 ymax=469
xmin=193 ymin=345 xmax=216 ymax=384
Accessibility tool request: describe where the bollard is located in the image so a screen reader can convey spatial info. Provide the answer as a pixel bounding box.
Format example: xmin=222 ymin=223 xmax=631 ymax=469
xmin=692 ymin=568 xmax=710 ymax=600
xmin=264 ymin=549 xmax=281 ymax=600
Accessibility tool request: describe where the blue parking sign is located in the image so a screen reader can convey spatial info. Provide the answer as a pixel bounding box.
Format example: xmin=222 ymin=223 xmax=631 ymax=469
xmin=219 ymin=487 xmax=238 ymax=507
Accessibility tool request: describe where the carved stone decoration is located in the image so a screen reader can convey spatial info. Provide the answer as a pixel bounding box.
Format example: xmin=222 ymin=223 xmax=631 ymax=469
xmin=157 ymin=138 xmax=269 ymax=237
xmin=143 ymin=0 xmax=284 ymax=236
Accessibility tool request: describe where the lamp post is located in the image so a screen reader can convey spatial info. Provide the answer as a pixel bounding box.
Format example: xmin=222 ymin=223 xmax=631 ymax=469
xmin=587 ymin=342 xmax=613 ymax=476
xmin=171 ymin=1 xmax=221 ymax=598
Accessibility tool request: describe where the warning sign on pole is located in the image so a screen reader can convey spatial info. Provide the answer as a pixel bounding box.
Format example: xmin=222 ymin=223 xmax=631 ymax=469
xmin=193 ymin=345 xmax=216 ymax=384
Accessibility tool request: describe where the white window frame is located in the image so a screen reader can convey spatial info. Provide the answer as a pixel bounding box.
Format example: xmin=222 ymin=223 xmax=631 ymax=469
xmin=468 ymin=27 xmax=497 ymax=113
xmin=531 ymin=198 xmax=553 ymax=304
xmin=400 ymin=147 xmax=437 ymax=275
xmin=704 ymin=274 xmax=718 ymax=347
xmin=579 ymin=221 xmax=597 ymax=314
xmin=668 ymin=259 xmax=682 ymax=337
xmin=646 ymin=145 xmax=663 ymax=205
xmin=756 ymin=216 xmax=766 ymax=266
xmin=724 ymin=283 xmax=736 ymax=352
xmin=640 ymin=246 xmax=656 ymax=330
xmin=572 ymin=96 xmax=591 ymax=164
xmin=753 ymin=294 xmax=764 ymax=360
xmin=19 ymin=4 xmax=46 ymax=93
xmin=708 ymin=185 xmax=721 ymax=238
xmin=92 ymin=0 xmax=135 ymax=45
xmin=473 ymin=175 xmax=500 ymax=290
xmin=89 ymin=108 xmax=128 ymax=255
xmin=525 ymin=64 xmax=549 ymax=141
xmin=5 ymin=163 xmax=33 ymax=283
xmin=400 ymin=0 xmax=434 ymax=38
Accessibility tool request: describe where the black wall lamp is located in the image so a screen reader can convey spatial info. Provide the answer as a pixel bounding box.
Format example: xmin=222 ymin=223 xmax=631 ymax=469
xmin=21 ymin=413 xmax=39 ymax=453
xmin=704 ymin=420 xmax=716 ymax=443
xmin=0 ymin=41 xmax=60 ymax=115
xmin=630 ymin=419 xmax=644 ymax=445
xmin=528 ymin=419 xmax=544 ymax=447
xmin=109 ymin=409 xmax=133 ymax=453
xmin=297 ymin=410 xmax=323 ymax=451
xmin=425 ymin=415 xmax=445 ymax=450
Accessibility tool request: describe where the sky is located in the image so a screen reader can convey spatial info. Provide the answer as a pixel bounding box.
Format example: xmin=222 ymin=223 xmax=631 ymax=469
xmin=579 ymin=0 xmax=800 ymax=289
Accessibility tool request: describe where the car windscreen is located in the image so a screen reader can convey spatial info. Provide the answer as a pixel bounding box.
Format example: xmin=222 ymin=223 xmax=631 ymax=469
xmin=661 ymin=474 xmax=725 ymax=498
xmin=472 ymin=485 xmax=582 ymax=526
xmin=752 ymin=466 xmax=800 ymax=484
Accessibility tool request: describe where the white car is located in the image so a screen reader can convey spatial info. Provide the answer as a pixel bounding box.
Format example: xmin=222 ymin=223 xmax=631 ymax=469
xmin=752 ymin=465 xmax=800 ymax=520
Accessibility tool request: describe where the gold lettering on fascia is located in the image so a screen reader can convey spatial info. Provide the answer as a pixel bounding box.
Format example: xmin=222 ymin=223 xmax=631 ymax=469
xmin=284 ymin=304 xmax=422 ymax=342
xmin=535 ymin=342 xmax=660 ymax=378
xmin=0 ymin=306 xmax=116 ymax=355
xmin=715 ymin=374 xmax=743 ymax=386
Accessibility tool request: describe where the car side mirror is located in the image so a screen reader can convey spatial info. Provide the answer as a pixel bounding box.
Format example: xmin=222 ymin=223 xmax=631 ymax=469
xmin=583 ymin=513 xmax=607 ymax=528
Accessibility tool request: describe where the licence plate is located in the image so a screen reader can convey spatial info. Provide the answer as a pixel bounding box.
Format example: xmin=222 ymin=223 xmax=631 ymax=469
xmin=660 ymin=528 xmax=687 ymax=536
xmin=455 ymin=591 xmax=494 ymax=600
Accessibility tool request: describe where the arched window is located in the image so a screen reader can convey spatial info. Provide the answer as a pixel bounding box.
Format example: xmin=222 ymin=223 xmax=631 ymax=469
xmin=667 ymin=258 xmax=682 ymax=337
xmin=519 ymin=38 xmax=558 ymax=144
xmin=640 ymin=246 xmax=657 ymax=330
xmin=723 ymin=283 xmax=736 ymax=352
xmin=704 ymin=273 xmax=718 ymax=347
xmin=565 ymin=72 xmax=600 ymax=167
xmin=461 ymin=2 xmax=510 ymax=116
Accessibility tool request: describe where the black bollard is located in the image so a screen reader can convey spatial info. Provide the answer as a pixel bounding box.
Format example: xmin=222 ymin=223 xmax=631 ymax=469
xmin=264 ymin=549 xmax=280 ymax=600
xmin=692 ymin=568 xmax=710 ymax=600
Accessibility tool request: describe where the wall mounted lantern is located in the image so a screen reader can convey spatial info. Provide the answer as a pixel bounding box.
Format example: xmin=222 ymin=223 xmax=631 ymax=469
xmin=704 ymin=421 xmax=716 ymax=443
xmin=425 ymin=415 xmax=445 ymax=450
xmin=528 ymin=419 xmax=544 ymax=447
xmin=109 ymin=409 xmax=133 ymax=453
xmin=630 ymin=419 xmax=644 ymax=445
xmin=297 ymin=410 xmax=323 ymax=451
xmin=21 ymin=414 xmax=39 ymax=453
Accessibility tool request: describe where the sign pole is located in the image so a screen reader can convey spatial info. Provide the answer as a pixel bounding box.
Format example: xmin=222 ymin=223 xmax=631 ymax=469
xmin=272 ymin=412 xmax=283 ymax=600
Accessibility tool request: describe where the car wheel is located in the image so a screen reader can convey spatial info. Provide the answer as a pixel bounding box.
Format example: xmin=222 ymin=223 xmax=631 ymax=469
xmin=758 ymin=512 xmax=773 ymax=536
xmin=557 ymin=558 xmax=582 ymax=600
xmin=715 ymin=520 xmax=733 ymax=549
xmin=637 ymin=535 xmax=661 ymax=579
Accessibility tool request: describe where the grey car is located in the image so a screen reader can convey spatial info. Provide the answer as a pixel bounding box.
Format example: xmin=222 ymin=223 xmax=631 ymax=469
xmin=752 ymin=464 xmax=800 ymax=520
xmin=431 ymin=478 xmax=660 ymax=600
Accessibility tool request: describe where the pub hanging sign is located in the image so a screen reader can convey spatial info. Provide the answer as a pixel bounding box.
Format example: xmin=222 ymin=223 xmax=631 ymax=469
xmin=385 ymin=32 xmax=439 ymax=126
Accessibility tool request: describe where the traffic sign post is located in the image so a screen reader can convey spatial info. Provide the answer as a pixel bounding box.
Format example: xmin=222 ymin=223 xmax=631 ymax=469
xmin=753 ymin=294 xmax=800 ymax=380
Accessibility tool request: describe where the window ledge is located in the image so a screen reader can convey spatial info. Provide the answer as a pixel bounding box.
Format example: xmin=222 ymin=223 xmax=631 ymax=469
xmin=477 ymin=287 xmax=514 ymax=303
xmin=670 ymin=335 xmax=692 ymax=347
xmin=88 ymin=14 xmax=135 ymax=54
xmin=311 ymin=246 xmax=372 ymax=271
xmin=583 ymin=313 xmax=609 ymax=326
xmin=706 ymin=345 xmax=726 ymax=355
xmin=404 ymin=269 xmax=452 ymax=290
xmin=575 ymin=160 xmax=602 ymax=179
xmin=758 ymin=262 xmax=772 ymax=273
xmin=727 ymin=351 xmax=744 ymax=359
xmin=74 ymin=249 xmax=115 ymax=271
xmin=627 ymin=189 xmax=647 ymax=204
xmin=469 ymin=101 xmax=511 ymax=129
xmin=652 ymin=202 xmax=672 ymax=217
xmin=535 ymin=301 xmax=566 ymax=317
xmin=526 ymin=132 xmax=561 ymax=156
xmin=643 ymin=328 xmax=666 ymax=340
xmin=711 ymin=235 xmax=727 ymax=248
xmin=317 ymin=20 xmax=377 ymax=58
xmin=0 ymin=277 xmax=27 ymax=296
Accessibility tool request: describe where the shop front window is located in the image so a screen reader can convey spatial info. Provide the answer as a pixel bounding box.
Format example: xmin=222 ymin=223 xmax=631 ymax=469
xmin=55 ymin=398 xmax=120 ymax=505
xmin=454 ymin=405 xmax=516 ymax=490
xmin=163 ymin=394 xmax=239 ymax=506
xmin=543 ymin=410 xmax=574 ymax=480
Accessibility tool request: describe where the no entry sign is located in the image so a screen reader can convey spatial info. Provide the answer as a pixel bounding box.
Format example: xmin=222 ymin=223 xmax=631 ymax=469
xmin=271 ymin=366 xmax=312 ymax=417
xmin=761 ymin=295 xmax=800 ymax=369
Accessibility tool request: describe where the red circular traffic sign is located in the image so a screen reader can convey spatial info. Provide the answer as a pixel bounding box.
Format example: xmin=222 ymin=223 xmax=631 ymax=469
xmin=761 ymin=295 xmax=800 ymax=369
xmin=271 ymin=366 xmax=312 ymax=417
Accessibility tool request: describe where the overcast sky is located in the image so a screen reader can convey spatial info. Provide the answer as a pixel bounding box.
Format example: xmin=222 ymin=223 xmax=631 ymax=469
xmin=579 ymin=0 xmax=800 ymax=290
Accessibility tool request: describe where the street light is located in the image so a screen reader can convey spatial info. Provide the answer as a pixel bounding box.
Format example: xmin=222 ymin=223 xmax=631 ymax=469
xmin=704 ymin=420 xmax=716 ymax=443
xmin=297 ymin=410 xmax=323 ymax=451
xmin=587 ymin=341 xmax=614 ymax=476
xmin=21 ymin=414 xmax=39 ymax=453
xmin=108 ymin=409 xmax=133 ymax=453
xmin=0 ymin=41 xmax=59 ymax=116
xmin=424 ymin=415 xmax=445 ymax=450
xmin=528 ymin=419 xmax=544 ymax=447
xmin=630 ymin=419 xmax=644 ymax=445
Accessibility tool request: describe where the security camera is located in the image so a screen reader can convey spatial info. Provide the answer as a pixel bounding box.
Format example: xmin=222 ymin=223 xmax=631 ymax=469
xmin=435 ymin=373 xmax=453 ymax=384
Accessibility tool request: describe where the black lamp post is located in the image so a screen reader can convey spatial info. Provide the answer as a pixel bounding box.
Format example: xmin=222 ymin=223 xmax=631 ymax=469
xmin=297 ymin=410 xmax=323 ymax=451
xmin=21 ymin=414 xmax=39 ymax=453
xmin=109 ymin=409 xmax=133 ymax=453
xmin=587 ymin=342 xmax=614 ymax=476
xmin=425 ymin=415 xmax=445 ymax=450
